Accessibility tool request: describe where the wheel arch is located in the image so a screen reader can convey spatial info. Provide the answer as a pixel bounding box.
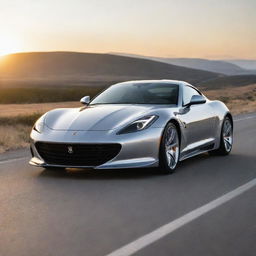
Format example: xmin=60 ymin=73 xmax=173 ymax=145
xmin=159 ymin=118 xmax=182 ymax=148
xmin=214 ymin=111 xmax=233 ymax=151
xmin=168 ymin=118 xmax=182 ymax=144
xmin=225 ymin=112 xmax=233 ymax=126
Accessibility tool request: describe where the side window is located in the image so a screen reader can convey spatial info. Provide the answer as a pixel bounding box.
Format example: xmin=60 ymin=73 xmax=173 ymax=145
xmin=183 ymin=86 xmax=200 ymax=106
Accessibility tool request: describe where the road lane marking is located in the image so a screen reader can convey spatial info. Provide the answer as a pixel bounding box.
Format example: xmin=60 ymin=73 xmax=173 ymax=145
xmin=0 ymin=157 xmax=28 ymax=165
xmin=106 ymin=178 xmax=256 ymax=256
xmin=234 ymin=115 xmax=256 ymax=122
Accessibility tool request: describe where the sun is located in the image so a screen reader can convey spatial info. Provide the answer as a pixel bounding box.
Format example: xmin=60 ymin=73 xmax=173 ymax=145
xmin=0 ymin=35 xmax=22 ymax=56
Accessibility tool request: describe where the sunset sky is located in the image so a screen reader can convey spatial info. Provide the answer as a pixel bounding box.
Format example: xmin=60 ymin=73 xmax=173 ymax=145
xmin=0 ymin=0 xmax=255 ymax=59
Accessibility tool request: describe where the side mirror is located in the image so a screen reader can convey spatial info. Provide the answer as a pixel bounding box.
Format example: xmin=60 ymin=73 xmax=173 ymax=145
xmin=187 ymin=95 xmax=206 ymax=106
xmin=80 ymin=96 xmax=90 ymax=105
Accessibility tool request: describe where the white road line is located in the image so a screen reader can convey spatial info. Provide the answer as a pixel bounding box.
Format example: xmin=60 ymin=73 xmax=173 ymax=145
xmin=0 ymin=157 xmax=28 ymax=165
xmin=234 ymin=115 xmax=256 ymax=122
xmin=106 ymin=178 xmax=256 ymax=256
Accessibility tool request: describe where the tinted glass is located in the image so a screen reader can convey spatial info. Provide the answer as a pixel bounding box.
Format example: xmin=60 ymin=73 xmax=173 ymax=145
xmin=90 ymin=82 xmax=179 ymax=105
xmin=183 ymin=86 xmax=200 ymax=105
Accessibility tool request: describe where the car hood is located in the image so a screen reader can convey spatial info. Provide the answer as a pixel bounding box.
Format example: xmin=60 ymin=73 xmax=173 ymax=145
xmin=45 ymin=104 xmax=156 ymax=131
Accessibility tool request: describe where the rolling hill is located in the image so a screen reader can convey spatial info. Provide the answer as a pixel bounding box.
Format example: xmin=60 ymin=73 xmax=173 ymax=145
xmin=197 ymin=75 xmax=256 ymax=90
xmin=225 ymin=59 xmax=256 ymax=70
xmin=111 ymin=53 xmax=256 ymax=75
xmin=154 ymin=58 xmax=246 ymax=75
xmin=0 ymin=51 xmax=221 ymax=88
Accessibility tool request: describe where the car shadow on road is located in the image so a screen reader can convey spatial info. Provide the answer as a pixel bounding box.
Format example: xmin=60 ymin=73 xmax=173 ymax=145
xmin=38 ymin=166 xmax=160 ymax=180
xmin=37 ymin=152 xmax=225 ymax=180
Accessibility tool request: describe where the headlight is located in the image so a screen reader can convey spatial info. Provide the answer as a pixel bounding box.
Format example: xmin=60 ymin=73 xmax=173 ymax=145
xmin=117 ymin=115 xmax=158 ymax=134
xmin=33 ymin=114 xmax=46 ymax=133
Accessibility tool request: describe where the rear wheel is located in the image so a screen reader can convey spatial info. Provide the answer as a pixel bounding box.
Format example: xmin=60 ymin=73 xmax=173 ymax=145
xmin=209 ymin=116 xmax=233 ymax=155
xmin=159 ymin=123 xmax=180 ymax=174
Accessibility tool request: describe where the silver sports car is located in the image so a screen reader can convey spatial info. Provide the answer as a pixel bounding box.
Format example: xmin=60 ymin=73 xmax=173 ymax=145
xmin=29 ymin=80 xmax=233 ymax=174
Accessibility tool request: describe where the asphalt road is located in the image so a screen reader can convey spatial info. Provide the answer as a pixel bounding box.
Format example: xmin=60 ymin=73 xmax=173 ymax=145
xmin=0 ymin=113 xmax=255 ymax=256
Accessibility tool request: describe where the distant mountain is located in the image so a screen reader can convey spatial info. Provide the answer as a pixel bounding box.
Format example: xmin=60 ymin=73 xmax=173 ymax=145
xmin=197 ymin=75 xmax=256 ymax=90
xmin=224 ymin=59 xmax=256 ymax=70
xmin=0 ymin=51 xmax=221 ymax=88
xmin=154 ymin=58 xmax=245 ymax=75
xmin=111 ymin=52 xmax=256 ymax=75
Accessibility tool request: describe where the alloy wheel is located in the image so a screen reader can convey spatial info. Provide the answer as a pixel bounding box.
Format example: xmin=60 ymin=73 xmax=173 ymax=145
xmin=165 ymin=126 xmax=179 ymax=169
xmin=223 ymin=118 xmax=233 ymax=152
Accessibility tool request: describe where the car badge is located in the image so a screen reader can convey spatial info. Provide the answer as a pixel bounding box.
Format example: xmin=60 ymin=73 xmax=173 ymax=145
xmin=68 ymin=146 xmax=73 ymax=154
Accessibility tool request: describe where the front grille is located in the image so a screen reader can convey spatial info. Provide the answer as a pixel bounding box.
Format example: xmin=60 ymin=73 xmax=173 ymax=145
xmin=35 ymin=142 xmax=121 ymax=166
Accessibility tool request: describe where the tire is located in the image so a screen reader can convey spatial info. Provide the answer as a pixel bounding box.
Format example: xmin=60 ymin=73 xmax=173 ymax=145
xmin=209 ymin=116 xmax=233 ymax=156
xmin=159 ymin=123 xmax=180 ymax=174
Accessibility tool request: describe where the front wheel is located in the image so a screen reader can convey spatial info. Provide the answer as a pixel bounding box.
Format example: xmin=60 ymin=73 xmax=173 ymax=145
xmin=159 ymin=123 xmax=180 ymax=174
xmin=209 ymin=116 xmax=233 ymax=155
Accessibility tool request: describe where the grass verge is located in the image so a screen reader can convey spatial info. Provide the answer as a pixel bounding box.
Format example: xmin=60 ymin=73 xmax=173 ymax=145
xmin=0 ymin=113 xmax=42 ymax=153
xmin=0 ymin=125 xmax=32 ymax=153
xmin=203 ymin=84 xmax=256 ymax=114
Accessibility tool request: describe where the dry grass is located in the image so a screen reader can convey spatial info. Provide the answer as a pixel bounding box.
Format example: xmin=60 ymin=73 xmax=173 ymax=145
xmin=203 ymin=84 xmax=256 ymax=115
xmin=0 ymin=87 xmax=102 ymax=104
xmin=0 ymin=102 xmax=80 ymax=153
xmin=0 ymin=84 xmax=255 ymax=153
xmin=0 ymin=101 xmax=80 ymax=117
xmin=0 ymin=125 xmax=31 ymax=153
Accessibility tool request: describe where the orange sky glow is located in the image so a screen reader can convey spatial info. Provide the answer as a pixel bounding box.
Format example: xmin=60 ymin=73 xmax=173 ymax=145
xmin=0 ymin=0 xmax=255 ymax=59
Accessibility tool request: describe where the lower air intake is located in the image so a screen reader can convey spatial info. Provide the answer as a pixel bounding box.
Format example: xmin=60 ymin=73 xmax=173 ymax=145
xmin=35 ymin=142 xmax=121 ymax=166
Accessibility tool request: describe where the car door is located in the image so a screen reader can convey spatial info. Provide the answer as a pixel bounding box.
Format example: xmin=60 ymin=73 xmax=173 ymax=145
xmin=177 ymin=85 xmax=216 ymax=154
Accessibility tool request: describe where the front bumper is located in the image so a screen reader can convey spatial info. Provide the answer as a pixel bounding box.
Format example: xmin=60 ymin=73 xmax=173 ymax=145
xmin=30 ymin=126 xmax=163 ymax=169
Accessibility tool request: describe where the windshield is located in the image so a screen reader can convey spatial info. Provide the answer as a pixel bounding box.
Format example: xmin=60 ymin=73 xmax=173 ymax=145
xmin=90 ymin=82 xmax=179 ymax=105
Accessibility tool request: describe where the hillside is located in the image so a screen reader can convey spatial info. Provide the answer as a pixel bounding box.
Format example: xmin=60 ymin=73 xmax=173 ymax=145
xmin=0 ymin=52 xmax=221 ymax=88
xmin=197 ymin=75 xmax=256 ymax=90
xmin=110 ymin=52 xmax=256 ymax=75
xmin=155 ymin=58 xmax=245 ymax=75
xmin=225 ymin=59 xmax=256 ymax=70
